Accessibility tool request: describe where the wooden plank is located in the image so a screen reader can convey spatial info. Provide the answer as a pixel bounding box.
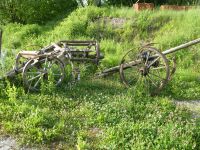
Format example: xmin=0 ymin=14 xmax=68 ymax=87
xmin=162 ymin=38 xmax=200 ymax=55
xmin=59 ymin=40 xmax=97 ymax=46
xmin=97 ymin=60 xmax=141 ymax=77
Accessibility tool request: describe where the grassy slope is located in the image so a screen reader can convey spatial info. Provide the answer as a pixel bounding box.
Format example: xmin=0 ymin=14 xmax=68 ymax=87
xmin=0 ymin=6 xmax=200 ymax=149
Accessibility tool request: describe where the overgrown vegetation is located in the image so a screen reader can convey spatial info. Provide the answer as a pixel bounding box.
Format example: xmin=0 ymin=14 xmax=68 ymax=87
xmin=0 ymin=0 xmax=199 ymax=24
xmin=0 ymin=6 xmax=200 ymax=149
xmin=0 ymin=0 xmax=77 ymax=24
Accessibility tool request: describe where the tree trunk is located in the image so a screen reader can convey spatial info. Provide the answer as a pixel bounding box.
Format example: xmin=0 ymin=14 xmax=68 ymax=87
xmin=0 ymin=30 xmax=2 ymax=57
xmin=78 ymin=0 xmax=84 ymax=7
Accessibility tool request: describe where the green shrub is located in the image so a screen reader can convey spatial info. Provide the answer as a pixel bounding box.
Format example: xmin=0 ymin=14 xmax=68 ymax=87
xmin=0 ymin=0 xmax=78 ymax=24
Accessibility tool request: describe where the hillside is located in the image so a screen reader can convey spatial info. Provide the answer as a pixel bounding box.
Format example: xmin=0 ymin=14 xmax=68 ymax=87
xmin=0 ymin=6 xmax=200 ymax=149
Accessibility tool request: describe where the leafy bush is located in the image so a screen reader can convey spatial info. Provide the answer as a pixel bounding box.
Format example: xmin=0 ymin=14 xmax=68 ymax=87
xmin=0 ymin=0 xmax=78 ymax=24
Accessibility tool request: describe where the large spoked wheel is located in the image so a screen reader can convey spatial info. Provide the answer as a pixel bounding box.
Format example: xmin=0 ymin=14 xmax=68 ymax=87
xmin=22 ymin=55 xmax=65 ymax=91
xmin=120 ymin=47 xmax=170 ymax=95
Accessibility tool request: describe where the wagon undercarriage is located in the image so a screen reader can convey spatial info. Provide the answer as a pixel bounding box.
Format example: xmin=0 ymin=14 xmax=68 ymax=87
xmin=1 ymin=38 xmax=200 ymax=95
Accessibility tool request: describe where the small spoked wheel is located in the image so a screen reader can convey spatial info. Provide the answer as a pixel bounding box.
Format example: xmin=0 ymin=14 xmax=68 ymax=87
xmin=22 ymin=55 xmax=65 ymax=91
xmin=15 ymin=54 xmax=29 ymax=72
xmin=120 ymin=47 xmax=170 ymax=95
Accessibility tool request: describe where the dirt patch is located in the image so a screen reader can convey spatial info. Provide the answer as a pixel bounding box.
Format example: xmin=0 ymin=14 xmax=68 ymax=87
xmin=0 ymin=136 xmax=36 ymax=150
xmin=98 ymin=17 xmax=128 ymax=28
xmin=175 ymin=100 xmax=200 ymax=118
xmin=0 ymin=136 xmax=18 ymax=150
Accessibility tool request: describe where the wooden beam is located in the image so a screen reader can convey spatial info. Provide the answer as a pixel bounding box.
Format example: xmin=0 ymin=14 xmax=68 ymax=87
xmin=162 ymin=38 xmax=200 ymax=55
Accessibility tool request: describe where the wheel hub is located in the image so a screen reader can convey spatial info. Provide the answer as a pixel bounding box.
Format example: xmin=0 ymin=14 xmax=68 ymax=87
xmin=139 ymin=66 xmax=149 ymax=76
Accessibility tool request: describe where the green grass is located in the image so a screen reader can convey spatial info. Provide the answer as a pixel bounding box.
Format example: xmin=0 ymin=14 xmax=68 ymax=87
xmin=0 ymin=79 xmax=199 ymax=149
xmin=0 ymin=6 xmax=200 ymax=149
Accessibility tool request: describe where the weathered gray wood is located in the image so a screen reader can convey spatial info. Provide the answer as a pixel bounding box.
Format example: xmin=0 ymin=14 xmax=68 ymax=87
xmin=59 ymin=40 xmax=97 ymax=46
xmin=97 ymin=60 xmax=141 ymax=77
xmin=162 ymin=38 xmax=200 ymax=55
xmin=19 ymin=51 xmax=39 ymax=58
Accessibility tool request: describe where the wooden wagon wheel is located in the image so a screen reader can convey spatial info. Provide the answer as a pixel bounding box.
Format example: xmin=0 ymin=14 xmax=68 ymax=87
xmin=120 ymin=47 xmax=170 ymax=95
xmin=14 ymin=53 xmax=28 ymax=72
xmin=22 ymin=55 xmax=65 ymax=91
xmin=14 ymin=51 xmax=39 ymax=72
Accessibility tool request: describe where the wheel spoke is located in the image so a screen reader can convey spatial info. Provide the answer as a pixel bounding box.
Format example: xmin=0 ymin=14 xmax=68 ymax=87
xmin=43 ymin=57 xmax=48 ymax=71
xmin=147 ymin=75 xmax=158 ymax=87
xmin=144 ymin=77 xmax=151 ymax=93
xmin=26 ymin=71 xmax=41 ymax=75
xmin=151 ymin=66 xmax=166 ymax=70
xmin=145 ymin=51 xmax=150 ymax=65
xmin=148 ymin=57 xmax=160 ymax=68
xmin=47 ymin=61 xmax=53 ymax=69
xmin=28 ymin=74 xmax=41 ymax=82
xmin=33 ymin=76 xmax=42 ymax=88
xmin=135 ymin=74 xmax=142 ymax=86
xmin=148 ymin=72 xmax=165 ymax=80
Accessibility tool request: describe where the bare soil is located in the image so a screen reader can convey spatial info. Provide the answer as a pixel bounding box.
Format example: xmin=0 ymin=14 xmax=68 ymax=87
xmin=175 ymin=100 xmax=200 ymax=118
xmin=0 ymin=136 xmax=18 ymax=150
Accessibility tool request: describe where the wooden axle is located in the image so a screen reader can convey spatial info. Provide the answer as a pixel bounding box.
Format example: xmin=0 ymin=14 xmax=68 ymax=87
xmin=162 ymin=38 xmax=200 ymax=55
xmin=97 ymin=60 xmax=141 ymax=77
